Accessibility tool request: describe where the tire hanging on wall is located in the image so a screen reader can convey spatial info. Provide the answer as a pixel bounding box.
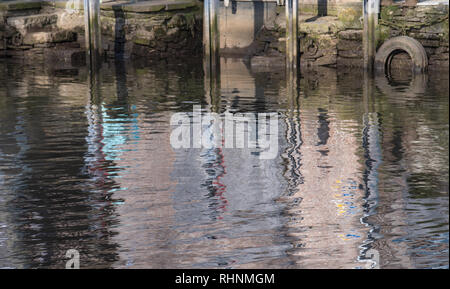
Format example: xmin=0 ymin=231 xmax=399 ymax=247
xmin=375 ymin=36 xmax=428 ymax=74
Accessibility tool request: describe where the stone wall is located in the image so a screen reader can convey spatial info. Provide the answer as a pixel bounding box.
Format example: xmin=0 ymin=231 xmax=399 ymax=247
xmin=248 ymin=4 xmax=363 ymax=68
xmin=0 ymin=1 xmax=85 ymax=66
xmin=1 ymin=0 xmax=203 ymax=64
xmin=287 ymin=1 xmax=447 ymax=70
xmin=336 ymin=2 xmax=449 ymax=69
xmin=99 ymin=1 xmax=203 ymax=59
xmin=377 ymin=2 xmax=449 ymax=70
xmin=299 ymin=0 xmax=362 ymax=26
xmin=1 ymin=0 xmax=449 ymax=71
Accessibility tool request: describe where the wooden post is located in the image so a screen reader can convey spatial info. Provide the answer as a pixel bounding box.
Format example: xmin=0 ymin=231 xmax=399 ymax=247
xmin=210 ymin=0 xmax=220 ymax=72
xmin=84 ymin=0 xmax=102 ymax=71
xmin=286 ymin=0 xmax=299 ymax=73
xmin=363 ymin=0 xmax=379 ymax=72
xmin=203 ymin=0 xmax=211 ymax=72
xmin=204 ymin=0 xmax=220 ymax=74
xmin=204 ymin=0 xmax=220 ymax=110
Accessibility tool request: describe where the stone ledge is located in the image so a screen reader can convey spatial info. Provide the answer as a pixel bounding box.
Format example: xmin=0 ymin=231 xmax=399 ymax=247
xmin=53 ymin=0 xmax=197 ymax=13
xmin=54 ymin=0 xmax=84 ymax=10
xmin=23 ymin=30 xmax=77 ymax=45
xmin=0 ymin=0 xmax=44 ymax=11
xmin=299 ymin=16 xmax=345 ymax=35
xmin=338 ymin=30 xmax=363 ymax=41
xmin=7 ymin=14 xmax=58 ymax=34
xmin=101 ymin=0 xmax=197 ymax=13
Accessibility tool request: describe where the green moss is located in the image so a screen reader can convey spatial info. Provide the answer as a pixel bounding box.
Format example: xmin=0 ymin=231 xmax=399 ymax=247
xmin=376 ymin=25 xmax=391 ymax=49
xmin=380 ymin=5 xmax=402 ymax=22
xmin=337 ymin=7 xmax=362 ymax=29
xmin=0 ymin=1 xmax=43 ymax=11
xmin=134 ymin=37 xmax=151 ymax=46
xmin=184 ymin=12 xmax=197 ymax=36
xmin=152 ymin=25 xmax=166 ymax=38
xmin=136 ymin=68 xmax=149 ymax=76
xmin=298 ymin=4 xmax=318 ymax=16
xmin=443 ymin=18 xmax=449 ymax=43
xmin=380 ymin=5 xmax=448 ymax=36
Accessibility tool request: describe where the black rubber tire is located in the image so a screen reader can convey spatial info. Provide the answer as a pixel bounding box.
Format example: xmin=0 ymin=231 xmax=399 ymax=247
xmin=375 ymin=36 xmax=428 ymax=73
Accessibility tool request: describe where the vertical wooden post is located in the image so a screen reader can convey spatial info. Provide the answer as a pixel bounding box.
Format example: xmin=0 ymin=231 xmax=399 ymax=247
xmin=84 ymin=0 xmax=102 ymax=71
xmin=286 ymin=0 xmax=299 ymax=73
xmin=363 ymin=0 xmax=379 ymax=72
xmin=203 ymin=0 xmax=211 ymax=73
xmin=204 ymin=0 xmax=220 ymax=111
xmin=204 ymin=0 xmax=220 ymax=73
xmin=210 ymin=0 xmax=220 ymax=73
xmin=286 ymin=0 xmax=299 ymax=102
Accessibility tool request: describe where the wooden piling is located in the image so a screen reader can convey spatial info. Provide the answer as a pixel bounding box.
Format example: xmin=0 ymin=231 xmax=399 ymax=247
xmin=363 ymin=0 xmax=379 ymax=72
xmin=203 ymin=0 xmax=220 ymax=73
xmin=203 ymin=0 xmax=220 ymax=110
xmin=210 ymin=0 xmax=220 ymax=72
xmin=84 ymin=0 xmax=102 ymax=71
xmin=286 ymin=0 xmax=299 ymax=73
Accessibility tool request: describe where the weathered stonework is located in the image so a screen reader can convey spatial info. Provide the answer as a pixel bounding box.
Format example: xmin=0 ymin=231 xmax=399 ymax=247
xmin=377 ymin=3 xmax=449 ymax=70
xmin=1 ymin=0 xmax=448 ymax=71
xmin=99 ymin=0 xmax=202 ymax=59
xmin=1 ymin=0 xmax=202 ymax=64
xmin=249 ymin=1 xmax=447 ymax=70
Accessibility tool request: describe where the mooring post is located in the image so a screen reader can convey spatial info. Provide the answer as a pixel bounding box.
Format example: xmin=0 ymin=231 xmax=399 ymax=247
xmin=363 ymin=0 xmax=380 ymax=72
xmin=84 ymin=0 xmax=102 ymax=71
xmin=286 ymin=0 xmax=299 ymax=73
xmin=204 ymin=0 xmax=220 ymax=74
xmin=203 ymin=0 xmax=211 ymax=71
xmin=203 ymin=0 xmax=220 ymax=109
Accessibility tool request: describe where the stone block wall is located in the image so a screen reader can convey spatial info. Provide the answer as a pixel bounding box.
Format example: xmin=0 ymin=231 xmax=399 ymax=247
xmin=99 ymin=1 xmax=203 ymax=59
xmin=296 ymin=1 xmax=449 ymax=70
xmin=1 ymin=0 xmax=203 ymax=64
xmin=0 ymin=1 xmax=85 ymax=66
xmin=377 ymin=2 xmax=449 ymax=70
xmin=1 ymin=0 xmax=449 ymax=71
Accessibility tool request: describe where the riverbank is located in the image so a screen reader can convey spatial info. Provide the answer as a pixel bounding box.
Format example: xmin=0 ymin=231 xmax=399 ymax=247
xmin=1 ymin=0 xmax=203 ymax=64
xmin=1 ymin=0 xmax=448 ymax=71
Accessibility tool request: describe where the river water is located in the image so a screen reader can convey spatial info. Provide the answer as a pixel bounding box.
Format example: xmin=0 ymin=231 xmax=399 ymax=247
xmin=0 ymin=58 xmax=448 ymax=269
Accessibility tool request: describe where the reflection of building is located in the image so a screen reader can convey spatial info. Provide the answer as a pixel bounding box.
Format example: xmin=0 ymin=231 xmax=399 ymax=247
xmin=1 ymin=55 xmax=447 ymax=268
xmin=362 ymin=75 xmax=449 ymax=268
xmin=278 ymin=71 xmax=372 ymax=268
xmin=290 ymin=108 xmax=366 ymax=268
xmin=0 ymin=66 xmax=119 ymax=268
xmin=108 ymin=111 xmax=178 ymax=268
xmin=167 ymin=58 xmax=290 ymax=268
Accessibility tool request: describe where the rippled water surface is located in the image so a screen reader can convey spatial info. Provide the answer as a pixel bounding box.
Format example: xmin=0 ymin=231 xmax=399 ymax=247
xmin=0 ymin=58 xmax=448 ymax=269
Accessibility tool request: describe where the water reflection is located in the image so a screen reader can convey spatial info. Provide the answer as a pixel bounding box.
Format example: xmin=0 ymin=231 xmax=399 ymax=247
xmin=0 ymin=58 xmax=448 ymax=269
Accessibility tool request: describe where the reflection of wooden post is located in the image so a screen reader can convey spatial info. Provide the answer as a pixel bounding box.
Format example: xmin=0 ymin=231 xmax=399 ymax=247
xmin=84 ymin=0 xmax=102 ymax=71
xmin=286 ymin=0 xmax=299 ymax=73
xmin=361 ymin=70 xmax=381 ymax=270
xmin=363 ymin=0 xmax=379 ymax=72
xmin=286 ymin=62 xmax=299 ymax=115
xmin=204 ymin=62 xmax=221 ymax=112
